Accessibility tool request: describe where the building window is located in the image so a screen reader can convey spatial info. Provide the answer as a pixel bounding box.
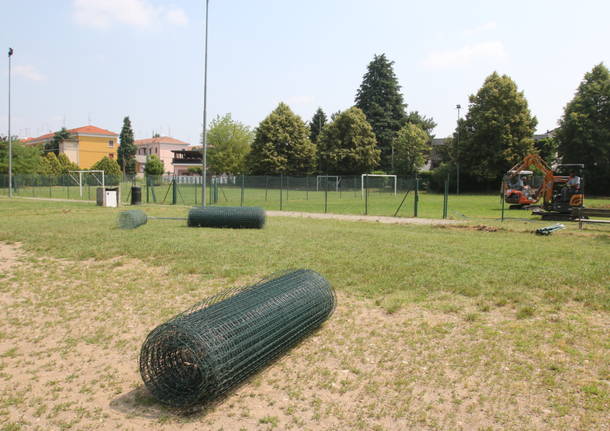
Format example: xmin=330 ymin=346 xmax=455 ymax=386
xmin=108 ymin=140 xmax=114 ymax=148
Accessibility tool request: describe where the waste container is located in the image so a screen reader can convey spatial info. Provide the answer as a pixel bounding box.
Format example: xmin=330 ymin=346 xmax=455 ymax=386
xmin=131 ymin=186 xmax=142 ymax=205
xmin=96 ymin=187 xmax=119 ymax=207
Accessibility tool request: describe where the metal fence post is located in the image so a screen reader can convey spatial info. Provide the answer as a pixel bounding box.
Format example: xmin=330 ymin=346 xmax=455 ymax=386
xmin=265 ymin=175 xmax=269 ymax=201
xmin=414 ymin=176 xmax=419 ymax=217
xmin=443 ymin=179 xmax=449 ymax=219
xmin=306 ymin=176 xmax=309 ymax=200
xmin=364 ymin=174 xmax=368 ymax=215
xmin=240 ymin=174 xmax=245 ymax=206
xmin=324 ymin=174 xmax=328 ymax=214
xmin=280 ymin=174 xmax=283 ymax=210
xmin=172 ymin=178 xmax=177 ymax=205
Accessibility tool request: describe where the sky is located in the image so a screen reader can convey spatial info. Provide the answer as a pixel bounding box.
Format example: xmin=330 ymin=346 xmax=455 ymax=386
xmin=1 ymin=0 xmax=609 ymax=146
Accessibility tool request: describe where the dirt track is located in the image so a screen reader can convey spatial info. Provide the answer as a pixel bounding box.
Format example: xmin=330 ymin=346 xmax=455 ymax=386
xmin=267 ymin=210 xmax=462 ymax=225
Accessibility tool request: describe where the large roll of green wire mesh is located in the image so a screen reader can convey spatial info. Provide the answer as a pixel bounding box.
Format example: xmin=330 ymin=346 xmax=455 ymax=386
xmin=118 ymin=209 xmax=148 ymax=229
xmin=139 ymin=269 xmax=335 ymax=407
xmin=187 ymin=206 xmax=266 ymax=229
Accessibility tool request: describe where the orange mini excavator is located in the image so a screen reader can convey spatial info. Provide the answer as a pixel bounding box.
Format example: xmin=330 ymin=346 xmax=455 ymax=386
xmin=502 ymin=154 xmax=584 ymax=220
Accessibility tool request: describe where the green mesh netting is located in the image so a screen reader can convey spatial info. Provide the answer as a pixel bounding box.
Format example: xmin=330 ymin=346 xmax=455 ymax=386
xmin=187 ymin=206 xmax=266 ymax=229
xmin=118 ymin=209 xmax=148 ymax=229
xmin=139 ymin=269 xmax=335 ymax=408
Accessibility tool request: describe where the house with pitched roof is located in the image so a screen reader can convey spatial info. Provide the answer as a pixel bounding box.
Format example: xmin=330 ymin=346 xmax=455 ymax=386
xmin=23 ymin=125 xmax=118 ymax=168
xmin=134 ymin=136 xmax=191 ymax=174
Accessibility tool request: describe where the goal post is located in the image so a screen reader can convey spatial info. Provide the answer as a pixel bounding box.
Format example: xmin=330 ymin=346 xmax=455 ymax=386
xmin=361 ymin=174 xmax=397 ymax=198
xmin=68 ymin=170 xmax=105 ymax=198
xmin=316 ymin=175 xmax=340 ymax=192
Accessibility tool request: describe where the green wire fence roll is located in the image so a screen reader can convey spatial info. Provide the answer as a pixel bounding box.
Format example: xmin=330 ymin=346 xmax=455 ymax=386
xmin=187 ymin=206 xmax=266 ymax=229
xmin=139 ymin=269 xmax=336 ymax=408
xmin=118 ymin=209 xmax=148 ymax=229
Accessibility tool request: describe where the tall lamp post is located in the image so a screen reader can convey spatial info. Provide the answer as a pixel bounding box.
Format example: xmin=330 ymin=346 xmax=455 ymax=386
xmin=201 ymin=0 xmax=210 ymax=207
xmin=8 ymin=48 xmax=13 ymax=198
xmin=456 ymin=104 xmax=461 ymax=195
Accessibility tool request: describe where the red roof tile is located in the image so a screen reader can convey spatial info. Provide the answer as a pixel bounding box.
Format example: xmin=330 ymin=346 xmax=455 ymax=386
xmin=22 ymin=125 xmax=117 ymax=145
xmin=134 ymin=136 xmax=190 ymax=146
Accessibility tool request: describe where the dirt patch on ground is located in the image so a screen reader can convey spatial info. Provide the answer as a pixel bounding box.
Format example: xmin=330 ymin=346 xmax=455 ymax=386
xmin=267 ymin=210 xmax=462 ymax=226
xmin=435 ymin=223 xmax=503 ymax=232
xmin=0 ymin=242 xmax=22 ymax=273
xmin=0 ymin=247 xmax=607 ymax=431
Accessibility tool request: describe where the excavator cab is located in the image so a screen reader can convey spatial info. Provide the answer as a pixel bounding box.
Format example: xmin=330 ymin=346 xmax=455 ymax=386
xmin=546 ymin=164 xmax=585 ymax=213
xmin=504 ymin=170 xmax=539 ymax=208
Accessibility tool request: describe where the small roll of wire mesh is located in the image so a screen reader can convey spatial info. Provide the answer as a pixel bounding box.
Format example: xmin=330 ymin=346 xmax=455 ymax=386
xmin=139 ymin=269 xmax=335 ymax=408
xmin=187 ymin=206 xmax=266 ymax=229
xmin=118 ymin=209 xmax=149 ymax=229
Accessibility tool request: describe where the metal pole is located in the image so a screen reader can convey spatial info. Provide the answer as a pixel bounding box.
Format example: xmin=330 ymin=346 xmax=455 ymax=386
xmin=201 ymin=0 xmax=210 ymax=207
xmin=8 ymin=48 xmax=13 ymax=198
xmin=414 ymin=176 xmax=419 ymax=217
xmin=456 ymin=104 xmax=461 ymax=196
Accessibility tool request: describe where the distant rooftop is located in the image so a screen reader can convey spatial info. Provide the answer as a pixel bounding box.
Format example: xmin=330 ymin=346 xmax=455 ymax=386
xmin=135 ymin=136 xmax=190 ymax=146
xmin=23 ymin=125 xmax=118 ymax=144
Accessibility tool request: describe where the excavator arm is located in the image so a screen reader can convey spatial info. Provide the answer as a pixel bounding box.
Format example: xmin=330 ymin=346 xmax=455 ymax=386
xmin=506 ymin=154 xmax=555 ymax=204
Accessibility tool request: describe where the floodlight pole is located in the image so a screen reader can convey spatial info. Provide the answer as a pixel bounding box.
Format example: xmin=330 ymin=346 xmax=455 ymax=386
xmin=456 ymin=104 xmax=461 ymax=195
xmin=201 ymin=0 xmax=210 ymax=207
xmin=8 ymin=48 xmax=13 ymax=198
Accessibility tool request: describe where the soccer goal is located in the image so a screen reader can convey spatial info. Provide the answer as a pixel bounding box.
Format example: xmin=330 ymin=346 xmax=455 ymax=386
xmin=68 ymin=170 xmax=105 ymax=198
xmin=361 ymin=174 xmax=397 ymax=197
xmin=316 ymin=175 xmax=340 ymax=192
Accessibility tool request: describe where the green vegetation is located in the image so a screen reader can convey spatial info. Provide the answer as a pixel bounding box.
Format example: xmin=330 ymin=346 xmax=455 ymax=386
xmin=308 ymin=107 xmax=327 ymax=145
xmin=556 ymin=63 xmax=610 ymax=194
xmin=454 ymin=72 xmax=537 ymax=183
xmin=144 ymin=155 xmax=164 ymax=177
xmin=207 ymin=113 xmax=253 ymax=175
xmin=246 ymin=103 xmax=316 ymax=175
xmin=118 ymin=116 xmax=137 ymax=175
xmin=317 ymin=107 xmax=380 ymax=174
xmin=393 ymin=123 xmax=430 ymax=175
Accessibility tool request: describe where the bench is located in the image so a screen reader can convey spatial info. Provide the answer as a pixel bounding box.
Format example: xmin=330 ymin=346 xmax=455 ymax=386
xmin=572 ymin=208 xmax=610 ymax=229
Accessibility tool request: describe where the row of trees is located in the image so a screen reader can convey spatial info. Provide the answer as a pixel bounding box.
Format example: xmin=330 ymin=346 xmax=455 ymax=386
xmin=204 ymin=54 xmax=435 ymax=177
xmin=204 ymin=56 xmax=609 ymax=194
xmin=440 ymin=63 xmax=610 ymax=194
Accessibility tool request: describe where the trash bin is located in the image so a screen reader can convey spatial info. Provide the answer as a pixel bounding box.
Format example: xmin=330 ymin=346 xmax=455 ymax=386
xmin=131 ymin=186 xmax=142 ymax=205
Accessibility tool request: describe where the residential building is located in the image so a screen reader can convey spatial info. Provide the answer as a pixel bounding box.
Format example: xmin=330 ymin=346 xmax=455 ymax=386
xmin=134 ymin=136 xmax=191 ymax=174
xmin=23 ymin=125 xmax=118 ymax=168
xmin=171 ymin=149 xmax=203 ymax=175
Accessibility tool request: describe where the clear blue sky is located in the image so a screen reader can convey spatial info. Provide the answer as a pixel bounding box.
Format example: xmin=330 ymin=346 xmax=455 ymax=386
xmin=2 ymin=0 xmax=609 ymax=145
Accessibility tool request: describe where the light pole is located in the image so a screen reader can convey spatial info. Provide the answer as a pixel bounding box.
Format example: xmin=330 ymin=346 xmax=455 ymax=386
xmin=201 ymin=0 xmax=210 ymax=207
xmin=456 ymin=104 xmax=461 ymax=195
xmin=7 ymin=48 xmax=13 ymax=198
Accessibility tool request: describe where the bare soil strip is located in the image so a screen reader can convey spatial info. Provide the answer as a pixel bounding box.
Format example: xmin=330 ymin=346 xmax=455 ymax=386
xmin=267 ymin=210 xmax=462 ymax=225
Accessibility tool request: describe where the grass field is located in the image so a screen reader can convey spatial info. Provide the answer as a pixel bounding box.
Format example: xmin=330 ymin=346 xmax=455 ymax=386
xmin=0 ymin=198 xmax=608 ymax=430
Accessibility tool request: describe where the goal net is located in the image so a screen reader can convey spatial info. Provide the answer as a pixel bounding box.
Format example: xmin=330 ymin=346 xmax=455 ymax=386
xmin=316 ymin=175 xmax=340 ymax=192
xmin=361 ymin=174 xmax=397 ymax=197
xmin=68 ymin=170 xmax=105 ymax=198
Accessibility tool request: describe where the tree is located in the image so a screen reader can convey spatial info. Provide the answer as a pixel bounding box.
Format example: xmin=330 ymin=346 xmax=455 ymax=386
xmin=57 ymin=153 xmax=79 ymax=174
xmin=393 ymin=123 xmax=430 ymax=175
xmin=118 ymin=116 xmax=137 ymax=175
xmin=0 ymin=138 xmax=42 ymax=174
xmin=207 ymin=114 xmax=253 ymax=174
xmin=534 ymin=136 xmax=558 ymax=165
xmin=38 ymin=152 xmax=63 ymax=176
xmin=144 ymin=155 xmax=165 ymax=176
xmin=317 ymin=107 xmax=380 ymax=174
xmin=355 ymin=53 xmax=407 ymax=171
xmin=456 ymin=72 xmax=537 ymax=182
xmin=555 ymin=63 xmax=610 ymax=194
xmin=45 ymin=128 xmax=70 ymax=155
xmin=246 ymin=103 xmax=316 ymax=175
xmin=309 ymin=108 xmax=327 ymax=144
xmin=405 ymin=111 xmax=437 ymax=137
xmin=91 ymin=156 xmax=121 ymax=177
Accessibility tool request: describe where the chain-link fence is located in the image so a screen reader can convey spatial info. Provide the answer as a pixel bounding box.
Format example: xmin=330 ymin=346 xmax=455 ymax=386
xmin=2 ymin=173 xmax=501 ymax=219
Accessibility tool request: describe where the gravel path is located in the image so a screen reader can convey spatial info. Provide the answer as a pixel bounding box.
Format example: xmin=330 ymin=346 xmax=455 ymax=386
xmin=267 ymin=210 xmax=462 ymax=225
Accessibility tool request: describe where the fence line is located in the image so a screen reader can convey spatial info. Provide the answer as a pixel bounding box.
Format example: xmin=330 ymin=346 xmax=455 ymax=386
xmin=1 ymin=173 xmax=476 ymax=219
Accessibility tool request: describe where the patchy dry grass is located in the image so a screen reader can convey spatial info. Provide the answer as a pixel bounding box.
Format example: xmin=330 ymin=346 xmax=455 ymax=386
xmin=0 ymin=199 xmax=608 ymax=430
